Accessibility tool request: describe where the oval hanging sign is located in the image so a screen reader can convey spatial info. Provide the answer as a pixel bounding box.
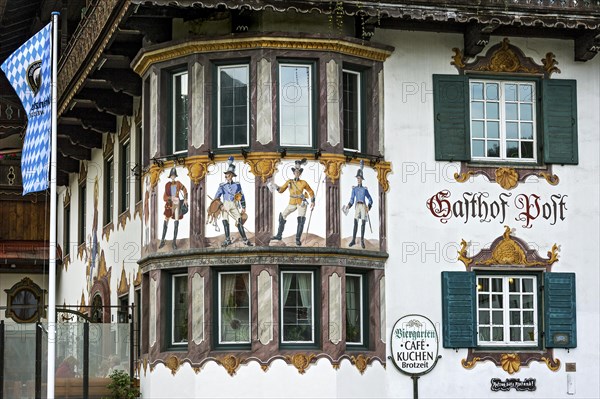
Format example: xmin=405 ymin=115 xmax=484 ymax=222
xmin=389 ymin=314 xmax=440 ymax=376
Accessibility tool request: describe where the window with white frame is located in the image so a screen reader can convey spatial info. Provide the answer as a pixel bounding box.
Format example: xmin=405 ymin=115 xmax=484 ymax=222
xmin=172 ymin=71 xmax=188 ymax=154
xmin=343 ymin=70 xmax=362 ymax=152
xmin=346 ymin=274 xmax=364 ymax=345
xmin=171 ymin=274 xmax=188 ymax=345
xmin=218 ymin=271 xmax=251 ymax=344
xmin=279 ymin=64 xmax=312 ymax=147
xmin=470 ymin=80 xmax=536 ymax=162
xmin=281 ymin=271 xmax=315 ymax=344
xmin=477 ymin=275 xmax=538 ymax=346
xmin=217 ymin=65 xmax=249 ymax=148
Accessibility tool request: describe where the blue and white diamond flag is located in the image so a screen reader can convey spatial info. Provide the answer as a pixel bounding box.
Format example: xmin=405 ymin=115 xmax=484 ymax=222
xmin=1 ymin=23 xmax=52 ymax=194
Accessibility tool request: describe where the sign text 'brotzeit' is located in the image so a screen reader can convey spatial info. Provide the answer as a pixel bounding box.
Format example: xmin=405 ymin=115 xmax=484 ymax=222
xmin=390 ymin=315 xmax=440 ymax=376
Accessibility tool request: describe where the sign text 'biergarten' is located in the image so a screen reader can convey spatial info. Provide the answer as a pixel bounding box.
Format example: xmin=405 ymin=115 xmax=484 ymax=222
xmin=390 ymin=315 xmax=440 ymax=376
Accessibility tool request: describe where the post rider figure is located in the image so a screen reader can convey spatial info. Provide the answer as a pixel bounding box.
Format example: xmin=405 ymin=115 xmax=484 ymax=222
xmin=159 ymin=167 xmax=188 ymax=250
xmin=270 ymin=158 xmax=315 ymax=246
xmin=346 ymin=161 xmax=373 ymax=249
xmin=214 ymin=156 xmax=252 ymax=247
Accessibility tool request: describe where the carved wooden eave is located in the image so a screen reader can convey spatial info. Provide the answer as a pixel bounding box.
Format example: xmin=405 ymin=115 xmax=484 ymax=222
xmin=129 ymin=0 xmax=600 ymax=30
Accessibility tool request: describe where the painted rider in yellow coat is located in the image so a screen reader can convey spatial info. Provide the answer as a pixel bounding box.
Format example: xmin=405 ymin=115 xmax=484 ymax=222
xmin=270 ymin=158 xmax=315 ymax=246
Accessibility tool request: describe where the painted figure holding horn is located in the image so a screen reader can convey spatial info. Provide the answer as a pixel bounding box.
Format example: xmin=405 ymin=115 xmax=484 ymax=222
xmin=214 ymin=156 xmax=253 ymax=247
xmin=342 ymin=160 xmax=373 ymax=249
xmin=268 ymin=158 xmax=315 ymax=246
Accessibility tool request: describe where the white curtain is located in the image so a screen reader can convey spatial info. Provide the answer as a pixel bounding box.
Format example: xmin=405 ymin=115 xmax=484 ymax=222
xmin=220 ymin=274 xmax=237 ymax=341
xmin=241 ymin=273 xmax=250 ymax=340
xmin=346 ymin=277 xmax=358 ymax=328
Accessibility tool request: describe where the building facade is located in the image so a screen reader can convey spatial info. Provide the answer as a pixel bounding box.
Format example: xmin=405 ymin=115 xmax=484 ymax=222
xmin=1 ymin=1 xmax=599 ymax=398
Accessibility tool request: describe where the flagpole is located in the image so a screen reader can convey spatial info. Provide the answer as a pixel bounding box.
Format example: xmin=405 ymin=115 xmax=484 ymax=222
xmin=47 ymin=11 xmax=59 ymax=399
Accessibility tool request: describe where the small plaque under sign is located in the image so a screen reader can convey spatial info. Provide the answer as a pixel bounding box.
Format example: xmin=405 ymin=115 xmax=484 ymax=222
xmin=566 ymin=363 xmax=576 ymax=372
xmin=491 ymin=378 xmax=536 ymax=392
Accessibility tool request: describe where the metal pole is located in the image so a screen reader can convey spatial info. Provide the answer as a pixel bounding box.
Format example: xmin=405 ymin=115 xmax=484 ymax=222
xmin=83 ymin=323 xmax=89 ymax=399
xmin=35 ymin=323 xmax=42 ymax=399
xmin=130 ymin=302 xmax=135 ymax=378
xmin=0 ymin=320 xmax=4 ymax=399
xmin=47 ymin=12 xmax=60 ymax=399
xmin=412 ymin=375 xmax=419 ymax=399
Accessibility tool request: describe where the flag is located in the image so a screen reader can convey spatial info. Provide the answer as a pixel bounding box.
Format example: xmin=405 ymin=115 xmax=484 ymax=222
xmin=1 ymin=23 xmax=52 ymax=194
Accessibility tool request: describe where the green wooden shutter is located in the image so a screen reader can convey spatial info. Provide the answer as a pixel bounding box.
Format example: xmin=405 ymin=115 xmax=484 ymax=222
xmin=433 ymin=74 xmax=470 ymax=161
xmin=441 ymin=271 xmax=476 ymax=348
xmin=544 ymin=272 xmax=577 ymax=348
xmin=542 ymin=79 xmax=578 ymax=165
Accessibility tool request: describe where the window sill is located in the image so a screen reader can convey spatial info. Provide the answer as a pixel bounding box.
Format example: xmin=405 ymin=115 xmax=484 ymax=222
xmin=455 ymin=161 xmax=558 ymax=190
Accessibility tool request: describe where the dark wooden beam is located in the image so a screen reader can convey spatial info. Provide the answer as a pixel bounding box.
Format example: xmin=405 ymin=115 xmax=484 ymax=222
xmin=575 ymin=31 xmax=600 ymax=61
xmin=74 ymin=88 xmax=133 ymax=116
xmin=58 ymin=137 xmax=92 ymax=161
xmin=57 ymin=124 xmax=103 ymax=149
xmin=57 ymin=154 xmax=80 ymax=174
xmin=123 ymin=16 xmax=172 ymax=44
xmin=90 ymin=69 xmax=142 ymax=97
xmin=61 ymin=108 xmax=116 ymax=134
xmin=464 ymin=22 xmax=499 ymax=57
xmin=56 ymin=171 xmax=69 ymax=187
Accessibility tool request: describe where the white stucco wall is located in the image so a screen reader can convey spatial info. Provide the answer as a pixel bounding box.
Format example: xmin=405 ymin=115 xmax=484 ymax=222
xmin=377 ymin=29 xmax=600 ymax=398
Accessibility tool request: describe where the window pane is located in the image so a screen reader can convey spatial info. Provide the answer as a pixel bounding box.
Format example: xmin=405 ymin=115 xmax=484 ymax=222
xmin=522 ymin=295 xmax=534 ymax=309
xmin=523 ymin=327 xmax=535 ymax=341
xmin=471 ymin=82 xmax=484 ymax=100
xmin=507 ymin=141 xmax=519 ymax=157
xmin=491 ymin=295 xmax=503 ymax=309
xmin=510 ymin=311 xmax=521 ymax=325
xmin=479 ymin=311 xmax=490 ymax=325
xmin=522 ymin=279 xmax=534 ymax=292
xmin=220 ymin=273 xmax=250 ymax=343
xmin=478 ymin=294 xmax=489 ymax=308
xmin=472 ymin=140 xmax=485 ymax=157
xmin=506 ymin=122 xmax=518 ymax=139
xmin=282 ymin=272 xmax=314 ymax=343
xmin=219 ymin=66 xmax=248 ymax=147
xmin=509 ymin=295 xmax=521 ymax=309
xmin=479 ymin=327 xmax=490 ymax=341
xmin=521 ymin=123 xmax=534 ymax=140
xmin=472 ymin=121 xmax=484 ymax=138
xmin=487 ymin=121 xmax=499 ymax=138
xmin=510 ymin=327 xmax=521 ymax=341
xmin=505 ymin=84 xmax=517 ymax=101
xmin=172 ymin=275 xmax=188 ymax=344
xmin=478 ymin=278 xmax=489 ymax=292
xmin=505 ymin=103 xmax=518 ymax=120
xmin=346 ymin=275 xmax=363 ymax=344
xmin=523 ymin=311 xmax=534 ymax=324
xmin=486 ymin=102 xmax=499 ymax=119
xmin=343 ymin=71 xmax=361 ymax=152
xmin=519 ymin=84 xmax=533 ymax=101
xmin=492 ymin=327 xmax=504 ymax=341
xmin=486 ymin=83 xmax=499 ymax=100
xmin=521 ymin=142 xmax=534 ymax=159
xmin=173 ymin=72 xmax=188 ymax=153
xmin=520 ymin=103 xmax=533 ymax=121
xmin=471 ymin=102 xmax=484 ymax=119
xmin=280 ymin=65 xmax=312 ymax=147
xmin=492 ymin=310 xmax=503 ymax=324
xmin=487 ymin=141 xmax=500 ymax=157
xmin=491 ymin=278 xmax=503 ymax=292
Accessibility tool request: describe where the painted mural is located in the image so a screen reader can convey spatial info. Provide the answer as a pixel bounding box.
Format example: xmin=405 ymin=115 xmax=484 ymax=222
xmin=268 ymin=159 xmax=326 ymax=247
xmin=155 ymin=166 xmax=191 ymax=250
xmin=205 ymin=156 xmax=255 ymax=248
xmin=341 ymin=161 xmax=380 ymax=250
